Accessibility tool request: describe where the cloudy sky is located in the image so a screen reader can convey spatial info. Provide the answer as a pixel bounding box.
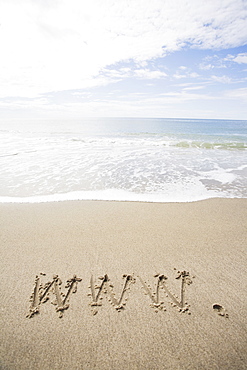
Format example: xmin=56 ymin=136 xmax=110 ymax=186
xmin=0 ymin=0 xmax=247 ymax=120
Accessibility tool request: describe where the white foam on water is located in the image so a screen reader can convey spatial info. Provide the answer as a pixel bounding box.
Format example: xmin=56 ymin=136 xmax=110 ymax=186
xmin=0 ymin=182 xmax=227 ymax=204
xmin=1 ymin=118 xmax=247 ymax=203
xmin=198 ymin=167 xmax=237 ymax=184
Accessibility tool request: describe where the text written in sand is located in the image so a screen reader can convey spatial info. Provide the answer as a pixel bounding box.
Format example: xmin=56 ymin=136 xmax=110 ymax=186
xmin=27 ymin=269 xmax=195 ymax=318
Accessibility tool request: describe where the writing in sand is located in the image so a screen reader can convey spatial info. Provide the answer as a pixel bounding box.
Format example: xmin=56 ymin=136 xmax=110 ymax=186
xmin=26 ymin=269 xmax=228 ymax=319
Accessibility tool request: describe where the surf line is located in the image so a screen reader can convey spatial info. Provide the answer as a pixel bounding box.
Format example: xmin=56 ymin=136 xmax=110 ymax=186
xmin=26 ymin=269 xmax=194 ymax=319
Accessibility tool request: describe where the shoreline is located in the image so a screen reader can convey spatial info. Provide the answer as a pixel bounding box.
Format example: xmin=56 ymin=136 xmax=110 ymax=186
xmin=0 ymin=194 xmax=247 ymax=204
xmin=1 ymin=198 xmax=247 ymax=369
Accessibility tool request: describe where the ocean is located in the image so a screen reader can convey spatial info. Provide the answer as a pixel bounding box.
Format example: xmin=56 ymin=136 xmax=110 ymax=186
xmin=0 ymin=117 xmax=247 ymax=203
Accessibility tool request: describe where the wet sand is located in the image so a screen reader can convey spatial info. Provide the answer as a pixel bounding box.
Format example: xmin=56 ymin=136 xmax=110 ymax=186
xmin=0 ymin=198 xmax=247 ymax=369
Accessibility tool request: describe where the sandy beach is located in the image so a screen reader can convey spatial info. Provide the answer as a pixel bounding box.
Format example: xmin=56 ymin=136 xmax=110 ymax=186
xmin=0 ymin=198 xmax=246 ymax=369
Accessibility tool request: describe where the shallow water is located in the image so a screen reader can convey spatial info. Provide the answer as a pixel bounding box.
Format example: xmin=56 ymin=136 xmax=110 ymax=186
xmin=0 ymin=117 xmax=247 ymax=202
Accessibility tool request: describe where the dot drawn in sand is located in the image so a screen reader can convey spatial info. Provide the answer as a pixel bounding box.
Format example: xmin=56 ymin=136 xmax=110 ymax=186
xmin=213 ymin=304 xmax=229 ymax=318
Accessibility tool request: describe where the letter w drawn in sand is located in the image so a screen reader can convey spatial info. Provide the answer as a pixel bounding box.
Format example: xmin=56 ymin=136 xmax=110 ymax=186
xmin=27 ymin=274 xmax=82 ymax=318
xmin=89 ymin=274 xmax=135 ymax=315
xmin=138 ymin=270 xmax=194 ymax=313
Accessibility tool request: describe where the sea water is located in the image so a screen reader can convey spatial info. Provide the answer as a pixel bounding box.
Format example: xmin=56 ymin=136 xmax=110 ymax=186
xmin=0 ymin=117 xmax=246 ymax=203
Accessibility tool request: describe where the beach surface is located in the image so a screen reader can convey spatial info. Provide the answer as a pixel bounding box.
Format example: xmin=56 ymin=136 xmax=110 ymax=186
xmin=0 ymin=198 xmax=246 ymax=369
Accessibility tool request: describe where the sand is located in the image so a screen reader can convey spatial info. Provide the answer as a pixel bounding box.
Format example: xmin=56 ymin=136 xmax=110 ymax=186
xmin=0 ymin=198 xmax=246 ymax=369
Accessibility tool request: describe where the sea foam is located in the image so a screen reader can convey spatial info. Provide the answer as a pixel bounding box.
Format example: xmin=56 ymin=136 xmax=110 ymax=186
xmin=0 ymin=118 xmax=246 ymax=203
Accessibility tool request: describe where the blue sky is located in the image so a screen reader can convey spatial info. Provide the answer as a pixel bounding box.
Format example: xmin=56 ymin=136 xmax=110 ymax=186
xmin=0 ymin=0 xmax=247 ymax=120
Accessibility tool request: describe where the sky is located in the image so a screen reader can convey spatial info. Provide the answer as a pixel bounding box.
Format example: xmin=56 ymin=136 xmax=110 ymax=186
xmin=0 ymin=0 xmax=247 ymax=120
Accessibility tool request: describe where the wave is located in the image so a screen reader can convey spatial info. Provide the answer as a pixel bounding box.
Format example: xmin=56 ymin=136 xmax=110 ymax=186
xmin=0 ymin=187 xmax=240 ymax=204
xmin=173 ymin=141 xmax=247 ymax=150
xmin=68 ymin=129 xmax=247 ymax=150
xmin=68 ymin=135 xmax=247 ymax=151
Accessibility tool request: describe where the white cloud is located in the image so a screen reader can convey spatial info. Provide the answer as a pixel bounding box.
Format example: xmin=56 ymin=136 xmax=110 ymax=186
xmin=225 ymin=53 xmax=247 ymax=64
xmin=182 ymin=85 xmax=205 ymax=91
xmin=173 ymin=71 xmax=199 ymax=79
xmin=211 ymin=75 xmax=232 ymax=83
xmin=159 ymin=91 xmax=213 ymax=102
xmin=99 ymin=66 xmax=167 ymax=81
xmin=0 ymin=0 xmax=247 ymax=99
xmin=199 ymin=55 xmax=228 ymax=70
xmin=133 ymin=69 xmax=167 ymax=79
xmin=1 ymin=85 xmax=246 ymax=120
xmin=225 ymin=87 xmax=247 ymax=100
xmin=173 ymin=73 xmax=187 ymax=79
xmin=233 ymin=53 xmax=247 ymax=64
xmin=190 ymin=72 xmax=200 ymax=78
xmin=199 ymin=63 xmax=214 ymax=70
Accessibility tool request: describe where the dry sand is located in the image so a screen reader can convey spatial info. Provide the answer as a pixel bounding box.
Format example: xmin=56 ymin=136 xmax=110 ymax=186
xmin=0 ymin=198 xmax=246 ymax=369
